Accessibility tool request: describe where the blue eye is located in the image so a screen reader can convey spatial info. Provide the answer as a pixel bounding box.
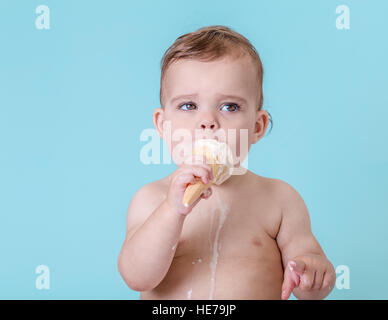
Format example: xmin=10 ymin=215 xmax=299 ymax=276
xmin=178 ymin=103 xmax=197 ymax=111
xmin=221 ymin=103 xmax=240 ymax=112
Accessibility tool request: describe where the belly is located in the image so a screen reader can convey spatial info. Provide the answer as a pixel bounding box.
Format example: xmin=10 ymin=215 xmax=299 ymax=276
xmin=141 ymin=246 xmax=284 ymax=300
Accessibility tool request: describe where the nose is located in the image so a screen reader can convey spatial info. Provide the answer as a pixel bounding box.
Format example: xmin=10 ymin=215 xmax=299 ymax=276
xmin=200 ymin=121 xmax=216 ymax=130
xmin=195 ymin=113 xmax=221 ymax=142
xmin=199 ymin=118 xmax=219 ymax=130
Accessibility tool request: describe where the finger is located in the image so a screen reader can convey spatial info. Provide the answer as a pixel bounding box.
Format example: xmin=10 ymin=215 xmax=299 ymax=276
xmin=186 ymin=162 xmax=214 ymax=180
xmin=178 ymin=166 xmax=210 ymax=184
xmin=281 ymin=266 xmax=298 ymax=300
xmin=182 ymin=154 xmax=213 ymax=176
xmin=287 ymin=261 xmax=301 ymax=285
xmin=180 ymin=165 xmax=213 ymax=184
xmin=322 ymin=271 xmax=335 ymax=291
xmin=289 ymin=259 xmax=306 ymax=277
xmin=313 ymin=270 xmax=325 ymax=290
xmin=175 ymin=173 xmax=197 ymax=190
xmin=299 ymin=268 xmax=315 ymax=291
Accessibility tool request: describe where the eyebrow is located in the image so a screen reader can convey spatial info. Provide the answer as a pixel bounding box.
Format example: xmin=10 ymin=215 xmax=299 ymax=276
xmin=170 ymin=94 xmax=198 ymax=105
xmin=169 ymin=93 xmax=248 ymax=105
xmin=217 ymin=94 xmax=248 ymax=105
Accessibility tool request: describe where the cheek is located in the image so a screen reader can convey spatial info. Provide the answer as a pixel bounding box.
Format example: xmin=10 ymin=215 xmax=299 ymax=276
xmin=164 ymin=123 xmax=196 ymax=165
xmin=230 ymin=132 xmax=252 ymax=163
xmin=223 ymin=120 xmax=255 ymax=164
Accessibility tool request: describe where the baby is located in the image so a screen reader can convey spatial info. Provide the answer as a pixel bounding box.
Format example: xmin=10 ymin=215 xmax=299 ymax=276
xmin=117 ymin=25 xmax=336 ymax=300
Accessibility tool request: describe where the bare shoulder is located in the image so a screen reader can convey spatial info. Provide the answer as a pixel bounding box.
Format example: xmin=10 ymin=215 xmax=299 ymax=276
xmin=269 ymin=178 xmax=305 ymax=208
xmin=247 ymin=170 xmax=296 ymax=196
xmin=246 ymin=171 xmax=305 ymax=211
xmin=266 ymin=177 xmax=310 ymax=223
xmin=124 ymin=174 xmax=172 ymax=236
xmin=130 ymin=175 xmax=170 ymax=209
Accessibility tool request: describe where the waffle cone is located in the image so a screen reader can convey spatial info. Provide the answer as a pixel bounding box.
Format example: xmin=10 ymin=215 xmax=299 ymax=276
xmin=182 ymin=163 xmax=225 ymax=207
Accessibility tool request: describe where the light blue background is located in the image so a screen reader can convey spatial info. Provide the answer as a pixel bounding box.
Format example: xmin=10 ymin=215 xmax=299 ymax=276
xmin=0 ymin=0 xmax=387 ymax=299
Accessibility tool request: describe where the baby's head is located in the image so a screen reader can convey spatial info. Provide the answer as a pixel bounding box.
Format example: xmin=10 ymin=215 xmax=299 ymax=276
xmin=153 ymin=25 xmax=271 ymax=166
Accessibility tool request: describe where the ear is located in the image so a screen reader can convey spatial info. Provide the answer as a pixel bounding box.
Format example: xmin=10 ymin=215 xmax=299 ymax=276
xmin=252 ymin=110 xmax=269 ymax=144
xmin=153 ymin=107 xmax=165 ymax=139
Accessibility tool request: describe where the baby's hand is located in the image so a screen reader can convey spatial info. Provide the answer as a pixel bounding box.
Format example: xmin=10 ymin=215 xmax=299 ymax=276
xmin=165 ymin=154 xmax=213 ymax=216
xmin=281 ymin=253 xmax=336 ymax=300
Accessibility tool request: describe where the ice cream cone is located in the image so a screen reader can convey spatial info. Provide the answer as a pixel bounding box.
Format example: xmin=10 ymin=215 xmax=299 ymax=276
xmin=182 ymin=139 xmax=234 ymax=207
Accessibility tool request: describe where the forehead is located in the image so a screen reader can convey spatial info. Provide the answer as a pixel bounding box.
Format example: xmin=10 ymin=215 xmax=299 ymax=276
xmin=163 ymin=55 xmax=258 ymax=103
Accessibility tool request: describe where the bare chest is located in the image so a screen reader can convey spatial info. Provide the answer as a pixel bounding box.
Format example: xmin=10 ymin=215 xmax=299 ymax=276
xmin=175 ymin=189 xmax=281 ymax=260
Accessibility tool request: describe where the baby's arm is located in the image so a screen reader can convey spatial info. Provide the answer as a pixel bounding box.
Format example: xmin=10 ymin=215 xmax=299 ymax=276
xmin=275 ymin=180 xmax=336 ymax=300
xmin=117 ymin=183 xmax=185 ymax=292
xmin=117 ymin=160 xmax=213 ymax=292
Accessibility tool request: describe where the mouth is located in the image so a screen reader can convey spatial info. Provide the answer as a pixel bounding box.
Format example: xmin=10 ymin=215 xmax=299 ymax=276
xmin=193 ymin=128 xmax=224 ymax=142
xmin=195 ymin=136 xmax=221 ymax=143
